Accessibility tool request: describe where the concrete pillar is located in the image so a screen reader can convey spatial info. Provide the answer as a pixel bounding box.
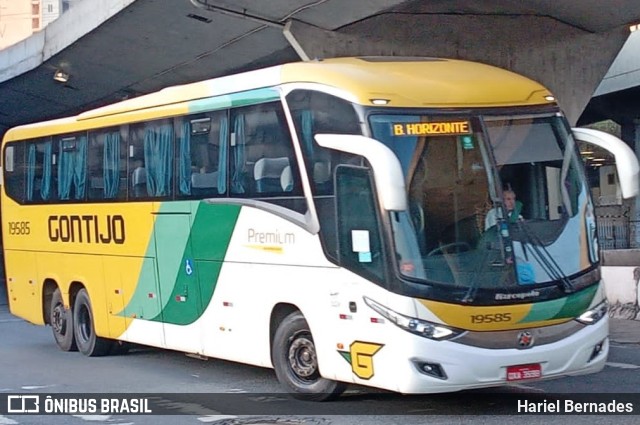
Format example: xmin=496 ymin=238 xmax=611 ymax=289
xmin=621 ymin=120 xmax=640 ymax=248
xmin=285 ymin=15 xmax=630 ymax=125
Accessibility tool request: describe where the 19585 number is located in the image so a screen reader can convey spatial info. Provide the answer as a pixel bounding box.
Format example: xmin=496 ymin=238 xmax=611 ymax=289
xmin=8 ymin=221 xmax=30 ymax=235
xmin=470 ymin=313 xmax=512 ymax=324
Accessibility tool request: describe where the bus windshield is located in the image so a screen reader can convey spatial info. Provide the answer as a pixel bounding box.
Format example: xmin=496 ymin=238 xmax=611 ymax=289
xmin=370 ymin=112 xmax=597 ymax=303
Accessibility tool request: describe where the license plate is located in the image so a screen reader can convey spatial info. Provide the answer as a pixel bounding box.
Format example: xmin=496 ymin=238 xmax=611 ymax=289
xmin=506 ymin=363 xmax=542 ymax=381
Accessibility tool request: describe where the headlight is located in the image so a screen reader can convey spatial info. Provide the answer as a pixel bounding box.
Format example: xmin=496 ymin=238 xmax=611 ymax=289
xmin=576 ymin=301 xmax=608 ymax=325
xmin=363 ymin=296 xmax=463 ymax=340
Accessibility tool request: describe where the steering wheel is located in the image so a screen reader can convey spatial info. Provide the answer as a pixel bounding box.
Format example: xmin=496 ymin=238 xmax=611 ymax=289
xmin=427 ymin=242 xmax=471 ymax=256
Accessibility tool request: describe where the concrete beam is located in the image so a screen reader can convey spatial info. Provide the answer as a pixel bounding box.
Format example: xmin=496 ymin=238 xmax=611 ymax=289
xmin=596 ymin=31 xmax=640 ymax=96
xmin=286 ymin=14 xmax=630 ymax=125
xmin=282 ymin=20 xmax=395 ymax=61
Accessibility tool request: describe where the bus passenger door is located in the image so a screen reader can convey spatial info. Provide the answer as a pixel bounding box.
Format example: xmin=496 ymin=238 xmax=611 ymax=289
xmin=152 ymin=201 xmax=204 ymax=353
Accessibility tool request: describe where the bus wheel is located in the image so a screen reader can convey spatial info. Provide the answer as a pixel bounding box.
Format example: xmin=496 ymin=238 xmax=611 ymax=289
xmin=73 ymin=289 xmax=112 ymax=357
xmin=50 ymin=288 xmax=77 ymax=352
xmin=272 ymin=311 xmax=346 ymax=401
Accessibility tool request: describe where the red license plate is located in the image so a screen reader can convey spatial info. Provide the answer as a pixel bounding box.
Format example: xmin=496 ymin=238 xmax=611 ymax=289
xmin=506 ymin=363 xmax=542 ymax=381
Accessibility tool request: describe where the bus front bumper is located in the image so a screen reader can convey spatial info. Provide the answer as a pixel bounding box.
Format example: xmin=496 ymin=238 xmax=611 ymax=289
xmin=370 ymin=317 xmax=608 ymax=394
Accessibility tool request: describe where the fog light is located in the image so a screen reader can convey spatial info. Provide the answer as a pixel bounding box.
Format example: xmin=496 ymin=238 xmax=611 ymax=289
xmin=415 ymin=361 xmax=447 ymax=380
xmin=588 ymin=339 xmax=605 ymax=362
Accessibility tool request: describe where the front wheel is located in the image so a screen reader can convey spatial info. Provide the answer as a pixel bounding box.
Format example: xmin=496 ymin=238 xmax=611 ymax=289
xmin=272 ymin=311 xmax=346 ymax=401
xmin=50 ymin=288 xmax=77 ymax=352
xmin=73 ymin=289 xmax=112 ymax=357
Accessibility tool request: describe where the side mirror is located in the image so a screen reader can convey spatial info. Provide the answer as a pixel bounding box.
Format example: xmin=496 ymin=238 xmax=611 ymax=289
xmin=572 ymin=127 xmax=640 ymax=199
xmin=314 ymin=134 xmax=407 ymax=211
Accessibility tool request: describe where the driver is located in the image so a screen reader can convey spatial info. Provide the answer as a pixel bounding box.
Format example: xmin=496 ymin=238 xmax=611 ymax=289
xmin=484 ymin=187 xmax=523 ymax=229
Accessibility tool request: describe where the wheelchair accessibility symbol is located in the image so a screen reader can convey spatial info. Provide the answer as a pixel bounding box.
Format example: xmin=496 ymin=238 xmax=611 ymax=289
xmin=185 ymin=259 xmax=193 ymax=276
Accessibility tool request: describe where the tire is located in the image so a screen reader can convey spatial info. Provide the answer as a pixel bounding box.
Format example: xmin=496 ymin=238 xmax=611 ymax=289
xmin=49 ymin=288 xmax=77 ymax=352
xmin=272 ymin=311 xmax=346 ymax=401
xmin=73 ymin=289 xmax=112 ymax=356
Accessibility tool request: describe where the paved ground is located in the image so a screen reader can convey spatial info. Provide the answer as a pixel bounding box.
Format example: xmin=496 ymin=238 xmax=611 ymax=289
xmin=609 ymin=318 xmax=640 ymax=344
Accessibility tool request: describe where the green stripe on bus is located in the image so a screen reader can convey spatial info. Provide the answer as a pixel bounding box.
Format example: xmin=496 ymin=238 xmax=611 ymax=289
xmin=119 ymin=202 xmax=241 ymax=325
xmin=550 ymin=284 xmax=598 ymax=320
xmin=518 ymin=296 xmax=566 ymax=323
xmin=151 ymin=202 xmax=241 ymax=325
xmin=229 ymin=87 xmax=280 ymax=107
xmin=153 ymin=202 xmax=240 ymax=325
xmin=188 ymin=87 xmax=280 ymax=114
xmin=520 ymin=284 xmax=598 ymax=323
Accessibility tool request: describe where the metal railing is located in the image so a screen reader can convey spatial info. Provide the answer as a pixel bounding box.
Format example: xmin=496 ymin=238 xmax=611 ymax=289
xmin=597 ymin=215 xmax=632 ymax=250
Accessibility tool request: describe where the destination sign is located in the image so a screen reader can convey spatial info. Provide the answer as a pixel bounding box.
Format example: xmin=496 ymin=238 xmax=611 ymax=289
xmin=392 ymin=121 xmax=471 ymax=136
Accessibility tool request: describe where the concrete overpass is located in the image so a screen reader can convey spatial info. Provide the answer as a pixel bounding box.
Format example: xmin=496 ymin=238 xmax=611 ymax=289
xmin=580 ymin=30 xmax=640 ymax=124
xmin=580 ymin=30 xmax=640 ymax=151
xmin=1 ymin=0 xmax=640 ymax=138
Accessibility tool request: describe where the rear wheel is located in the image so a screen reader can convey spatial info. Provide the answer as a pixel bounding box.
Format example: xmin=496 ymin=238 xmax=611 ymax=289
xmin=50 ymin=288 xmax=77 ymax=352
xmin=272 ymin=311 xmax=346 ymax=401
xmin=73 ymin=289 xmax=112 ymax=356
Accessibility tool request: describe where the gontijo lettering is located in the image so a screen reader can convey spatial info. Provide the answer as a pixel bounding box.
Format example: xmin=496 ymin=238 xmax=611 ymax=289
xmin=393 ymin=121 xmax=471 ymax=136
xmin=48 ymin=215 xmax=125 ymax=244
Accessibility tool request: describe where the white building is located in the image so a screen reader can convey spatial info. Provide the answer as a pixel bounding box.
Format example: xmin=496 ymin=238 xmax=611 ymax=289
xmin=0 ymin=0 xmax=68 ymax=50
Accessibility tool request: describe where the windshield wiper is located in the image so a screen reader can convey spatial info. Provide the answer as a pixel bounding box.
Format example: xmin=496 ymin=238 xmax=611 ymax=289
xmin=516 ymin=221 xmax=574 ymax=293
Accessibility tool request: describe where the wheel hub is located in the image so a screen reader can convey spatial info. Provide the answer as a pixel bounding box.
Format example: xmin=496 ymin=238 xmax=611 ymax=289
xmin=52 ymin=304 xmax=66 ymax=334
xmin=289 ymin=336 xmax=317 ymax=378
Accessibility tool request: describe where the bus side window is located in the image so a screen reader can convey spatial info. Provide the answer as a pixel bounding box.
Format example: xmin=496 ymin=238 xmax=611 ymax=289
xmin=22 ymin=138 xmax=55 ymax=203
xmin=286 ymin=89 xmax=361 ymax=197
xmin=88 ymin=128 xmax=126 ymax=201
xmin=129 ymin=120 xmax=174 ymax=199
xmin=55 ymin=134 xmax=88 ymax=201
xmin=336 ymin=165 xmax=385 ymax=282
xmin=229 ymin=102 xmax=305 ymax=213
xmin=177 ymin=111 xmax=227 ymax=199
xmin=3 ymin=143 xmax=26 ymax=203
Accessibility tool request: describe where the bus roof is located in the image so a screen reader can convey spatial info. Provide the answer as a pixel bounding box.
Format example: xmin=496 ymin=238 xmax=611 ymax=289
xmin=281 ymin=57 xmax=554 ymax=109
xmin=3 ymin=57 xmax=554 ymax=142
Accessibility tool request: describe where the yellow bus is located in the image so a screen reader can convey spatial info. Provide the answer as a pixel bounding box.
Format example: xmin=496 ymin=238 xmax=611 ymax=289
xmin=2 ymin=57 xmax=638 ymax=400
